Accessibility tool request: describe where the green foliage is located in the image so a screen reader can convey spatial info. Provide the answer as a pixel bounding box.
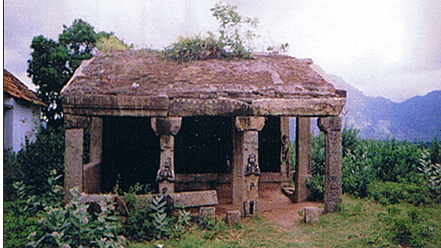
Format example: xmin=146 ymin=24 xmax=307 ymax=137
xmin=97 ymin=33 xmax=133 ymax=51
xmin=27 ymin=19 xmax=125 ymax=127
xmin=117 ymin=183 xmax=192 ymax=242
xmin=27 ymin=36 xmax=70 ymax=126
xmin=27 ymin=187 xmax=126 ymax=248
xmin=419 ymin=139 xmax=441 ymax=199
xmin=15 ymin=127 xmax=65 ymax=196
xmin=59 ymin=19 xmax=98 ymax=71
xmin=378 ymin=206 xmax=435 ymax=247
xmin=211 ymin=2 xmax=258 ymax=57
xmin=163 ymin=2 xmax=259 ymax=61
xmin=306 ymin=126 xmax=439 ymax=204
xmin=367 ymin=181 xmax=431 ymax=206
xmin=163 ymin=33 xmax=224 ymax=62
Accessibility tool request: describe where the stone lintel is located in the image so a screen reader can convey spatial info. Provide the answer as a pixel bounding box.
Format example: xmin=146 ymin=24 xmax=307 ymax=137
xmin=64 ymin=114 xmax=89 ymax=129
xmin=63 ymin=107 xmax=169 ymax=117
xmin=80 ymin=190 xmax=218 ymax=208
xmin=151 ymin=117 xmax=182 ymax=136
xmin=252 ymin=98 xmax=346 ymax=116
xmin=62 ymin=94 xmax=169 ymax=111
xmin=235 ymin=116 xmax=266 ymax=132
xmin=169 ymin=97 xmax=252 ymax=117
xmin=318 ymin=116 xmax=342 ymax=133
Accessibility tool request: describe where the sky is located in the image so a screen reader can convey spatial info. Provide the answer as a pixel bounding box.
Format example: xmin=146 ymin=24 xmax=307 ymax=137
xmin=4 ymin=0 xmax=441 ymax=102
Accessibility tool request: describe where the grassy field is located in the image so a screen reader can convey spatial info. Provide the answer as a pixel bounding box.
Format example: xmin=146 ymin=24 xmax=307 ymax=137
xmin=129 ymin=195 xmax=441 ymax=248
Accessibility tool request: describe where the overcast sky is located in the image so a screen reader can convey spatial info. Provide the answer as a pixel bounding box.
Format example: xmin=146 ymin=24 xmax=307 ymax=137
xmin=4 ymin=0 xmax=441 ymax=102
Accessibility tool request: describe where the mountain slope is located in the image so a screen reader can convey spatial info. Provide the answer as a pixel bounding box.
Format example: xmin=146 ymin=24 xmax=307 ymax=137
xmin=289 ymin=76 xmax=441 ymax=142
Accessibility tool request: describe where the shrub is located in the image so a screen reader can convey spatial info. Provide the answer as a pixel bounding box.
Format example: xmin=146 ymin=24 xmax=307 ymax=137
xmin=163 ymin=34 xmax=225 ymax=62
xmin=367 ymin=181 xmax=431 ymax=206
xmin=27 ymin=187 xmax=126 ymax=248
xmin=378 ymin=206 xmax=435 ymax=247
xmin=163 ymin=2 xmax=259 ymax=61
xmin=16 ymin=126 xmax=65 ymax=196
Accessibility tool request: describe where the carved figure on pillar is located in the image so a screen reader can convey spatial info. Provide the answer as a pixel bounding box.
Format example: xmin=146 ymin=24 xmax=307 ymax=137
xmin=244 ymin=153 xmax=260 ymax=216
xmin=156 ymin=157 xmax=175 ymax=182
xmin=245 ymin=153 xmax=260 ymax=176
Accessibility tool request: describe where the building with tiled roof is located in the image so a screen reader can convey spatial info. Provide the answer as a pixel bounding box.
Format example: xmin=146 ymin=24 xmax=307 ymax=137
xmin=4 ymin=69 xmax=44 ymax=152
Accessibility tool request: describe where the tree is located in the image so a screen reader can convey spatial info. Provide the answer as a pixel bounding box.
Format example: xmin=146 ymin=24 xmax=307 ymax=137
xmin=27 ymin=19 xmax=128 ymax=127
xmin=27 ymin=36 xmax=71 ymax=127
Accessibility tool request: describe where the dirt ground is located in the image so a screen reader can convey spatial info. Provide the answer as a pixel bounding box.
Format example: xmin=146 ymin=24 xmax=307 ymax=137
xmin=215 ymin=183 xmax=323 ymax=227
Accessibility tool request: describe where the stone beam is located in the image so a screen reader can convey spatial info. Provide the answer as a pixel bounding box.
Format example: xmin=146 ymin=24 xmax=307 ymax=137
xmin=252 ymin=98 xmax=346 ymax=116
xmin=80 ymin=190 xmax=218 ymax=208
xmin=318 ymin=116 xmax=343 ymax=213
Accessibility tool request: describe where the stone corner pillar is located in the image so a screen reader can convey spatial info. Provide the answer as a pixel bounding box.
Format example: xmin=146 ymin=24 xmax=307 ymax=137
xmin=295 ymin=117 xmax=311 ymax=203
xmin=318 ymin=116 xmax=342 ymax=213
xmin=64 ymin=114 xmax=89 ymax=202
xmin=233 ymin=116 xmax=265 ymax=217
xmin=151 ymin=117 xmax=182 ymax=194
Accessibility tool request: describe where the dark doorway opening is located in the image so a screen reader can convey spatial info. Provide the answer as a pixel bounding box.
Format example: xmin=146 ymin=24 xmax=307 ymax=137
xmin=259 ymin=116 xmax=281 ymax=172
xmin=175 ymin=116 xmax=233 ymax=174
xmin=101 ymin=117 xmax=160 ymax=193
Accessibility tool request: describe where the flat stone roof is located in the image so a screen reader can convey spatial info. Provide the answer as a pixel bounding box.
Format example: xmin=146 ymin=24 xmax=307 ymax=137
xmin=62 ymin=49 xmax=346 ymax=117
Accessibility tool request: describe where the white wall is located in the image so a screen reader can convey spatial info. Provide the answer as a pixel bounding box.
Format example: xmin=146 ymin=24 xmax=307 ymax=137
xmin=3 ymin=95 xmax=42 ymax=152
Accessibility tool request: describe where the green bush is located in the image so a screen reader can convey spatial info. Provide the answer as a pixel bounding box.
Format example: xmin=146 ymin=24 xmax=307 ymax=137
xmin=162 ymin=2 xmax=258 ymax=61
xmin=378 ymin=206 xmax=435 ymax=247
xmin=367 ymin=181 xmax=431 ymax=206
xmin=27 ymin=187 xmax=126 ymax=248
xmin=163 ymin=34 xmax=225 ymax=62
xmin=16 ymin=127 xmax=65 ymax=196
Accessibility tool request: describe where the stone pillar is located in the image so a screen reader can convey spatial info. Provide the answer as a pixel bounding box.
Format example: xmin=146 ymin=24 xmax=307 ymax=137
xmin=151 ymin=117 xmax=182 ymax=194
xmin=233 ymin=116 xmax=265 ymax=216
xmin=64 ymin=114 xmax=88 ymax=201
xmin=84 ymin=117 xmax=103 ymax=193
xmin=295 ymin=117 xmax=312 ymax=203
xmin=318 ymin=116 xmax=343 ymax=213
xmin=280 ymin=116 xmax=291 ymax=184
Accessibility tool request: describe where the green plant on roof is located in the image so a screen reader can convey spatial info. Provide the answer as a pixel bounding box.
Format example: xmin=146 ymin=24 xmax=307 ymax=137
xmin=163 ymin=2 xmax=259 ymax=61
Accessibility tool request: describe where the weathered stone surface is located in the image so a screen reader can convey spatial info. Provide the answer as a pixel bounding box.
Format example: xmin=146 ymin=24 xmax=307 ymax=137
xmin=65 ymin=128 xmax=84 ymax=201
xmin=63 ymin=94 xmax=169 ymax=110
xmin=169 ymin=97 xmax=252 ymax=117
xmin=199 ymin=207 xmax=216 ymax=221
xmin=235 ymin=116 xmax=266 ymax=132
xmin=89 ymin=117 xmax=103 ymax=164
xmin=226 ymin=210 xmax=242 ymax=226
xmin=318 ymin=116 xmax=343 ymax=213
xmin=80 ymin=190 xmax=218 ymax=208
xmin=173 ymin=190 xmax=218 ymax=207
xmin=83 ymin=162 xmax=101 ymax=193
xmin=151 ymin=117 xmax=182 ymax=136
xmin=295 ymin=117 xmax=312 ymax=203
xmin=323 ymin=131 xmax=343 ymax=213
xmin=304 ymin=207 xmax=320 ymax=223
xmin=252 ymin=98 xmax=346 ymax=116
xmin=318 ymin=116 xmax=343 ymax=132
xmin=64 ymin=114 xmax=89 ymax=129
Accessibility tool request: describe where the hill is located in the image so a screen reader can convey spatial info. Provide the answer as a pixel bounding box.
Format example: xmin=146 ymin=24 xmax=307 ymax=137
xmin=290 ymin=75 xmax=441 ymax=142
